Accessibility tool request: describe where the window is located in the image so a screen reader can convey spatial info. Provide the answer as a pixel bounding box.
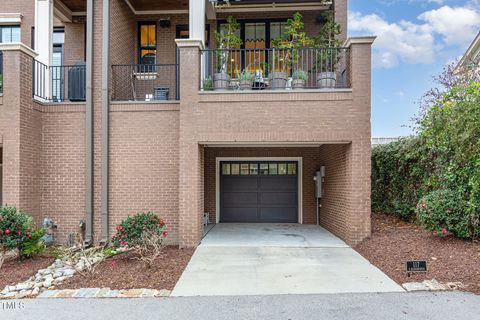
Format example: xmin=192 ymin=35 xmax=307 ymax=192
xmin=0 ymin=26 xmax=20 ymax=43
xmin=270 ymin=22 xmax=288 ymax=47
xmin=222 ymin=162 xmax=297 ymax=176
xmin=52 ymin=28 xmax=65 ymax=102
xmin=218 ymin=20 xmax=288 ymax=76
xmin=138 ymin=22 xmax=157 ymax=65
xmin=269 ymin=163 xmax=278 ymax=175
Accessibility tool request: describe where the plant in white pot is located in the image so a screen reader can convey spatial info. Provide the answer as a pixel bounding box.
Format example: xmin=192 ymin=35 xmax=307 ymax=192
xmin=271 ymin=12 xmax=314 ymax=90
xmin=214 ymin=16 xmax=243 ymax=90
xmin=238 ymin=69 xmax=255 ymax=90
xmin=314 ymin=10 xmax=343 ymax=89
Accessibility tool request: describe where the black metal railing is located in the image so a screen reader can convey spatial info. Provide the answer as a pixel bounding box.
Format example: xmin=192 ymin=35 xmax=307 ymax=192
xmin=200 ymin=47 xmax=350 ymax=91
xmin=0 ymin=51 xmax=3 ymax=95
xmin=111 ymin=63 xmax=179 ymax=101
xmin=33 ymin=60 xmax=86 ymax=102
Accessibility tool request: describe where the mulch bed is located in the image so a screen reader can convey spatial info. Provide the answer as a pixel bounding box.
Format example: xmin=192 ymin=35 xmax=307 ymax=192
xmin=55 ymin=246 xmax=194 ymax=291
xmin=355 ymin=213 xmax=480 ymax=295
xmin=0 ymin=256 xmax=55 ymax=289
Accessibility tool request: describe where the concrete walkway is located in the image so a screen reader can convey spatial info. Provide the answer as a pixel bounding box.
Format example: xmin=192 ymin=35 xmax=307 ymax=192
xmin=172 ymin=224 xmax=404 ymax=296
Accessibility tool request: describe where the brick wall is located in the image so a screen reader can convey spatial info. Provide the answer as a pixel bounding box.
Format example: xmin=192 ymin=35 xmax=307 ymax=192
xmin=40 ymin=104 xmax=86 ymax=243
xmin=0 ymin=47 xmax=42 ymax=224
xmin=0 ymin=0 xmax=35 ymax=47
xmin=318 ymin=144 xmax=350 ymax=240
xmin=109 ymin=103 xmax=180 ymax=244
xmin=64 ymin=22 xmax=86 ymax=65
xmin=110 ymin=0 xmax=136 ymax=65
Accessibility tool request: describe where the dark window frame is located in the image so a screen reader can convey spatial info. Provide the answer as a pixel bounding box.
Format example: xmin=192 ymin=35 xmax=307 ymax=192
xmin=216 ymin=18 xmax=288 ymax=50
xmin=217 ymin=18 xmax=288 ymax=72
xmin=137 ymin=21 xmax=157 ymax=65
xmin=0 ymin=25 xmax=21 ymax=43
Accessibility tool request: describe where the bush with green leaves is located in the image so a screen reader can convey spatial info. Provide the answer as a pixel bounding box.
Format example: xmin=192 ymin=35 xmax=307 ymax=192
xmin=0 ymin=206 xmax=45 ymax=267
xmin=372 ymin=82 xmax=480 ymax=238
xmin=111 ymin=212 xmax=167 ymax=247
xmin=416 ymin=189 xmax=474 ymax=238
xmin=371 ymin=136 xmax=431 ymax=220
xmin=20 ymin=227 xmax=46 ymax=258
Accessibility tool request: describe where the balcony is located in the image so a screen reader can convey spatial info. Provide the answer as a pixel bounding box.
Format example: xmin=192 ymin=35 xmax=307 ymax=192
xmin=111 ymin=63 xmax=179 ymax=102
xmin=200 ymin=47 xmax=351 ymax=91
xmin=33 ymin=60 xmax=86 ymax=103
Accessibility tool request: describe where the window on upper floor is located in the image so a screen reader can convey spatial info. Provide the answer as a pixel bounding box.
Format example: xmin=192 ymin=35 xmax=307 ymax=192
xmin=218 ymin=20 xmax=288 ymax=75
xmin=138 ymin=22 xmax=157 ymax=65
xmin=0 ymin=25 xmax=20 ymax=43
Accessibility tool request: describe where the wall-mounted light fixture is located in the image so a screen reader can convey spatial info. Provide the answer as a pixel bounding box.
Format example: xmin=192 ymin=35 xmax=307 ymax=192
xmin=159 ymin=17 xmax=171 ymax=28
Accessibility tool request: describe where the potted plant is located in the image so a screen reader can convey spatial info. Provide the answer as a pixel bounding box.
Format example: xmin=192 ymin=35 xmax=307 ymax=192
xmin=238 ymin=69 xmax=254 ymax=90
xmin=314 ymin=10 xmax=342 ymax=88
xmin=292 ymin=70 xmax=308 ymax=89
xmin=271 ymin=12 xmax=314 ymax=90
xmin=203 ymin=76 xmax=214 ymax=91
xmin=214 ymin=16 xmax=242 ymax=90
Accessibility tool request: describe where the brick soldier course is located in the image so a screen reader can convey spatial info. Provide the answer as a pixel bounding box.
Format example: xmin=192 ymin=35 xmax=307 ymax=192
xmin=0 ymin=0 xmax=374 ymax=247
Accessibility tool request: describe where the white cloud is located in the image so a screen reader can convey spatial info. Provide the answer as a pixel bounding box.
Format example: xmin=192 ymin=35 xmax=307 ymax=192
xmin=419 ymin=6 xmax=480 ymax=45
xmin=349 ymin=5 xmax=480 ymax=68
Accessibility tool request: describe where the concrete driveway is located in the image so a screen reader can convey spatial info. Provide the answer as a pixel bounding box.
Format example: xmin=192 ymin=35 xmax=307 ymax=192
xmin=171 ymin=224 xmax=404 ymax=296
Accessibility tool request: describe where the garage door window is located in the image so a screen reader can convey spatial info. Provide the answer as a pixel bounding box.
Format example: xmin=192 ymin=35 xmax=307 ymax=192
xmin=223 ymin=162 xmax=297 ymax=176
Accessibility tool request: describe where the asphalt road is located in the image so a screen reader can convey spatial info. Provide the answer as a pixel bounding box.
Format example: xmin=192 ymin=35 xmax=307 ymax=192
xmin=1 ymin=291 xmax=479 ymax=320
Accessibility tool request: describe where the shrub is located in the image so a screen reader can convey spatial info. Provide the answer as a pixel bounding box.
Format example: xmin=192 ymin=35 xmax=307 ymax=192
xmin=20 ymin=227 xmax=46 ymax=258
xmin=416 ymin=189 xmax=476 ymax=238
xmin=132 ymin=232 xmax=165 ymax=268
xmin=0 ymin=206 xmax=44 ymax=268
xmin=371 ymin=137 xmax=431 ymax=220
xmin=111 ymin=212 xmax=167 ymax=248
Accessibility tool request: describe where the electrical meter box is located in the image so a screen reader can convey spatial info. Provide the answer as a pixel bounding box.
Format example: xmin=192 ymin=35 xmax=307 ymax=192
xmin=314 ymin=166 xmax=326 ymax=198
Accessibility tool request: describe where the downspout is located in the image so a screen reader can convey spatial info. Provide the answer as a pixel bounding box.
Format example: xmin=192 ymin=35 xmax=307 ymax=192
xmin=100 ymin=0 xmax=110 ymax=244
xmin=84 ymin=0 xmax=94 ymax=246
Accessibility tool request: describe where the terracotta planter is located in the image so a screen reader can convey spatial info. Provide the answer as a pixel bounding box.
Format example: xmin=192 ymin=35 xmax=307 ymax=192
xmin=213 ymin=72 xmax=230 ymax=90
xmin=317 ymin=72 xmax=337 ymax=88
xmin=270 ymin=72 xmax=288 ymax=90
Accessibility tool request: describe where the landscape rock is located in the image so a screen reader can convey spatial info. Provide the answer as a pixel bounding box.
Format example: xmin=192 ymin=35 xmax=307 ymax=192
xmin=43 ymin=278 xmax=53 ymax=288
xmin=16 ymin=282 xmax=33 ymax=291
xmin=63 ymin=269 xmax=75 ymax=276
xmin=15 ymin=290 xmax=32 ymax=299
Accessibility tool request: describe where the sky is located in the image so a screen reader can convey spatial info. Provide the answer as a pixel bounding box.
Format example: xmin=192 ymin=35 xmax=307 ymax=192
xmin=348 ymin=0 xmax=480 ymax=137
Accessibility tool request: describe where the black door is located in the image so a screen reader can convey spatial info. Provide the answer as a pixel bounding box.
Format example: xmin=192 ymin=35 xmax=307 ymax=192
xmin=220 ymin=161 xmax=298 ymax=223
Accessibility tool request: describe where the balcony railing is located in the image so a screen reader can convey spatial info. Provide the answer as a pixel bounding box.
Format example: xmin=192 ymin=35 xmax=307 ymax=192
xmin=111 ymin=64 xmax=179 ymax=101
xmin=200 ymin=47 xmax=350 ymax=91
xmin=33 ymin=60 xmax=86 ymax=102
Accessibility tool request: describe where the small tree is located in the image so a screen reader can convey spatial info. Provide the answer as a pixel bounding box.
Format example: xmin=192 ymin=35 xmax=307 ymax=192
xmin=271 ymin=12 xmax=314 ymax=73
xmin=314 ymin=10 xmax=343 ymax=72
xmin=314 ymin=10 xmax=342 ymax=48
xmin=214 ymin=16 xmax=243 ymax=76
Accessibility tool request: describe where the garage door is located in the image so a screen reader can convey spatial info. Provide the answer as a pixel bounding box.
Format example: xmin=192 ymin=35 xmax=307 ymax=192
xmin=220 ymin=161 xmax=298 ymax=223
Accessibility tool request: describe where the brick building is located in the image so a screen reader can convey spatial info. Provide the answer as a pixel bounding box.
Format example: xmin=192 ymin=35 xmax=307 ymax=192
xmin=0 ymin=0 xmax=375 ymax=247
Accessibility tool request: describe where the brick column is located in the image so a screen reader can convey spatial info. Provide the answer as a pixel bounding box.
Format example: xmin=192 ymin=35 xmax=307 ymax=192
xmin=176 ymin=39 xmax=204 ymax=247
xmin=345 ymin=37 xmax=375 ymax=245
xmin=0 ymin=44 xmax=42 ymax=222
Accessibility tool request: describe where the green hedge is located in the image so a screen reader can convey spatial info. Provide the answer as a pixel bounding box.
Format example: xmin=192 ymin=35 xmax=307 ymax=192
xmin=371 ymin=137 xmax=431 ymax=220
xmin=372 ymin=82 xmax=480 ymax=238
